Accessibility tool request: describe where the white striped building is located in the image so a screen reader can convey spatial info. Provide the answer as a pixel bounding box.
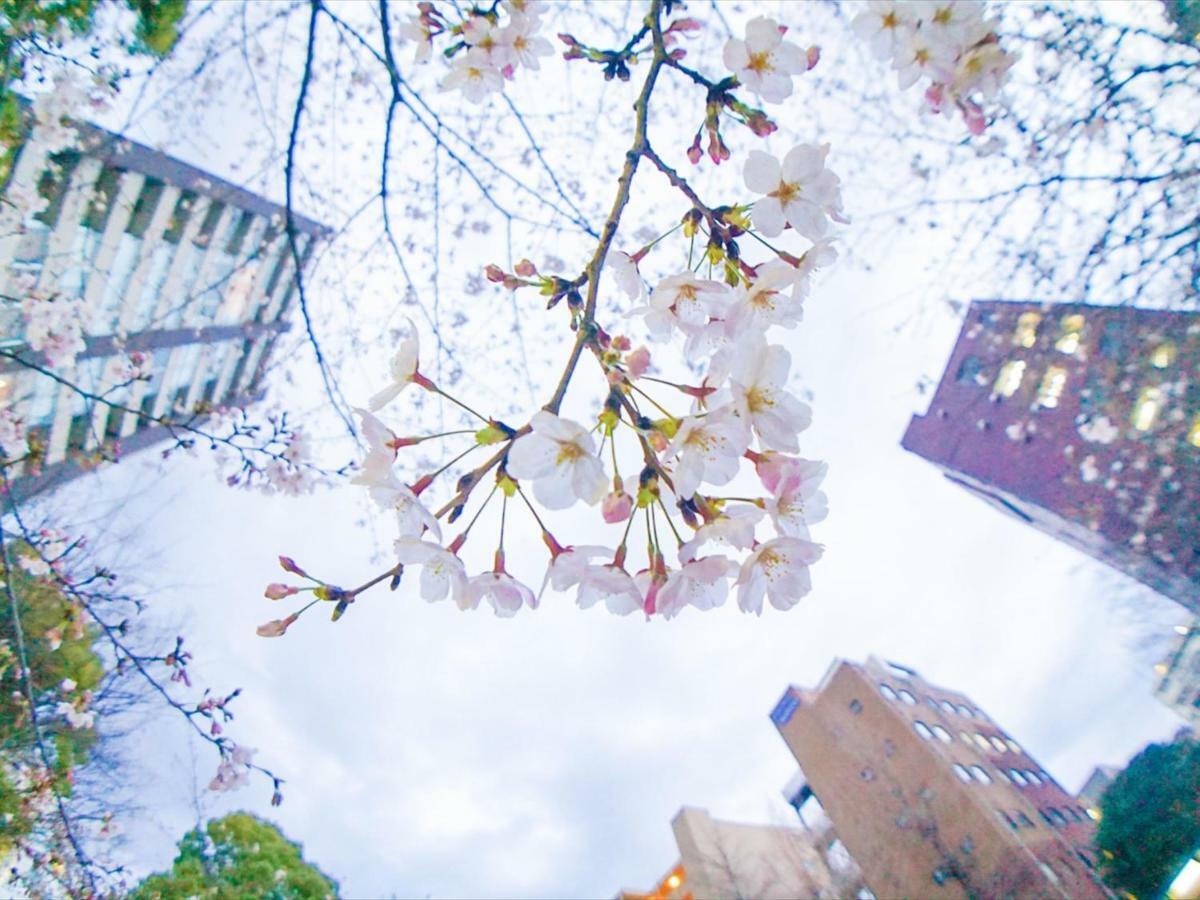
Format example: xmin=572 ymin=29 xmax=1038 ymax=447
xmin=0 ymin=113 xmax=325 ymax=501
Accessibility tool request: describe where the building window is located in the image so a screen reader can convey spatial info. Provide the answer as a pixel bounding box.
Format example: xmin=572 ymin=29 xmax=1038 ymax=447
xmin=849 ymin=699 xmax=863 ymax=715
xmin=1036 ymin=365 xmax=1068 ymax=409
xmin=1010 ymin=769 xmax=1028 ymax=786
xmin=993 ymin=360 xmax=1026 ymax=397
xmin=914 ymin=722 xmax=934 ymax=740
xmin=1017 ymin=812 xmax=1034 ymax=828
xmin=931 ymin=725 xmax=952 ymax=743
xmin=932 ymin=868 xmax=950 ymax=886
xmin=959 ymin=731 xmax=973 ymax=745
xmin=972 ymin=733 xmax=992 ymax=751
xmin=1040 ymin=862 xmax=1060 ymax=884
xmin=898 ymin=689 xmax=917 ymax=705
xmin=956 ymin=356 xmax=983 ymax=385
xmin=990 ymin=737 xmax=1008 ymax=753
xmin=1013 ymin=311 xmax=1041 ymax=348
xmin=952 ymin=764 xmax=972 ymax=783
xmin=1006 ymin=739 xmax=1021 ymax=753
xmin=860 ymin=767 xmax=876 ymax=782
xmin=969 ymin=765 xmax=992 ymax=784
xmin=1055 ymin=314 xmax=1085 ymax=354
xmin=1132 ymin=386 xmax=1163 ymax=431
xmin=999 ymin=811 xmax=1018 ymax=830
xmin=879 ymin=684 xmax=897 ymax=701
xmin=1150 ymin=342 xmax=1176 ymax=368
xmin=940 ymin=699 xmax=956 ymax=715
xmin=956 ymin=704 xmax=974 ymax=718
xmin=1026 ymin=771 xmax=1043 ymax=785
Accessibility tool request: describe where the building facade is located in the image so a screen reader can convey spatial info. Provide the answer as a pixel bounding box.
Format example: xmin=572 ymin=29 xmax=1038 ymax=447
xmin=616 ymin=806 xmax=840 ymax=900
xmin=0 ymin=111 xmax=324 ymax=501
xmin=902 ymin=300 xmax=1200 ymax=612
xmin=771 ymin=657 xmax=1109 ymax=899
xmin=1155 ymin=619 xmax=1200 ymax=729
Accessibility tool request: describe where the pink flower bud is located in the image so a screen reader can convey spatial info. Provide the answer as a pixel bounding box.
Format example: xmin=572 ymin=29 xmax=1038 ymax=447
xmin=484 ymin=264 xmax=507 ymax=283
xmin=602 ymin=490 xmax=634 ymax=524
xmin=514 ymin=259 xmax=537 ymax=277
xmin=806 ymin=45 xmax=820 ymax=70
xmin=278 ymin=556 xmax=307 ymax=577
xmin=626 ymin=347 xmax=651 ymax=379
xmin=256 ymin=613 xmax=298 ymax=638
xmin=611 ymin=335 xmax=631 ymax=351
xmin=687 ymin=142 xmax=702 ymax=165
xmin=962 ymin=101 xmax=987 ymax=136
xmin=264 ymin=583 xmax=298 ymax=600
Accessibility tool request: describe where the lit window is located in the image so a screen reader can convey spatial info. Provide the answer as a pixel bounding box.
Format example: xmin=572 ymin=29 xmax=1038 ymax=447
xmin=993 ymin=360 xmax=1026 ymax=397
xmin=990 ymin=737 xmax=1008 ymax=753
xmin=1132 ymin=386 xmax=1163 ymax=431
xmin=1013 ymin=311 xmax=1041 ymax=348
xmin=1006 ymin=739 xmax=1020 ymax=753
xmin=914 ymin=722 xmax=933 ymax=740
xmin=940 ymin=700 xmax=956 ymax=715
xmin=932 ymin=725 xmax=952 ymax=743
xmin=1188 ymin=413 xmax=1200 ymax=448
xmin=1010 ymin=769 xmax=1028 ymax=785
xmin=1150 ymin=342 xmax=1176 ymax=368
xmin=956 ymin=704 xmax=973 ymax=718
xmin=1055 ymin=314 xmax=1085 ymax=354
xmin=898 ymin=690 xmax=917 ymax=705
xmin=665 ymin=872 xmax=682 ymax=890
xmin=952 ymin=764 xmax=972 ymax=783
xmin=879 ymin=684 xmax=897 ymax=701
xmin=1026 ymin=771 xmax=1042 ymax=785
xmin=973 ymin=733 xmax=992 ymax=751
xmin=969 ymin=765 xmax=992 ymax=785
xmin=1037 ymin=365 xmax=1068 ymax=409
xmin=960 ymin=731 xmax=972 ymax=745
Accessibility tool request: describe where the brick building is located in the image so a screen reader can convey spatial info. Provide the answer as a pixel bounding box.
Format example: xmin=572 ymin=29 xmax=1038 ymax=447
xmin=1155 ymin=619 xmax=1200 ymax=729
xmin=616 ymin=806 xmax=840 ymax=900
xmin=0 ymin=108 xmax=325 ymax=501
xmin=771 ymin=657 xmax=1109 ymax=899
xmin=902 ymin=300 xmax=1200 ymax=613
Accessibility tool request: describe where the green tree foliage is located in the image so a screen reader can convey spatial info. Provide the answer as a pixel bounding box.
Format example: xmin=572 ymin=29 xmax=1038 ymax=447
xmin=1096 ymin=736 xmax=1200 ymax=898
xmin=133 ymin=813 xmax=340 ymax=900
xmin=0 ymin=548 xmax=103 ymax=857
xmin=0 ymin=0 xmax=188 ymax=150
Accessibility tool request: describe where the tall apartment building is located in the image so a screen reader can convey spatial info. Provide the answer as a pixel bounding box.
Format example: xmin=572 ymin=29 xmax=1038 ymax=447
xmin=616 ymin=806 xmax=840 ymax=900
xmin=771 ymin=657 xmax=1109 ymax=899
xmin=1155 ymin=619 xmax=1200 ymax=729
xmin=902 ymin=300 xmax=1199 ymax=613
xmin=0 ymin=110 xmax=325 ymax=501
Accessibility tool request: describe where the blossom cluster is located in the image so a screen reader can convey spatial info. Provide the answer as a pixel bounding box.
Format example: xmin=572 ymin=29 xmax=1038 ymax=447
xmin=403 ymin=0 xmax=552 ymax=104
xmin=852 ymin=0 xmax=1015 ymax=134
xmin=22 ymin=292 xmax=86 ymax=370
xmin=0 ymin=405 xmax=26 ymax=461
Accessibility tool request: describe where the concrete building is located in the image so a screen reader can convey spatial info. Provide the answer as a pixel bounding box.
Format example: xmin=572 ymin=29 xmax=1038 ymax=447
xmin=772 ymin=657 xmax=1110 ymax=899
xmin=616 ymin=806 xmax=840 ymax=900
xmin=1155 ymin=619 xmax=1200 ymax=729
xmin=0 ymin=108 xmax=324 ymax=501
xmin=903 ymin=300 xmax=1200 ymax=613
xmin=1076 ymin=765 xmax=1121 ymax=820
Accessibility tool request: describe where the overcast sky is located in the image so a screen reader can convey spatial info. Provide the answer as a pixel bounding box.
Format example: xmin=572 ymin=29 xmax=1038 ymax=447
xmin=28 ymin=1 xmax=1192 ymax=897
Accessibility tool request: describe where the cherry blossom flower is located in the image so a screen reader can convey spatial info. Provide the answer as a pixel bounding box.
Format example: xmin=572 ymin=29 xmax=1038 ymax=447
xmin=625 ymin=346 xmax=651 ymax=379
xmin=641 ymin=272 xmax=731 ymax=340
xmin=372 ymin=478 xmax=442 ymax=541
xmin=913 ymin=0 xmax=989 ymax=49
xmin=23 ymin=295 xmax=86 ymax=370
xmin=851 ymin=1 xmax=919 ymax=59
xmin=607 ymin=251 xmax=645 ymax=301
xmin=543 ymin=546 xmax=642 ymax=615
xmin=657 ymin=555 xmax=736 ymax=619
xmin=208 ymin=745 xmax=256 ymax=792
xmin=0 ymin=407 xmax=26 ymax=460
xmin=399 ymin=14 xmax=435 ymax=64
xmin=441 ymin=48 xmax=505 ymax=103
xmin=394 ymin=539 xmax=468 ymax=606
xmin=463 ymin=570 xmax=535 ymax=617
xmin=764 ymin=458 xmax=829 ymax=538
xmin=726 ymin=259 xmax=807 ymax=332
xmin=680 ymin=504 xmax=764 ymax=560
xmin=736 ymin=536 xmax=824 ymax=614
xmin=950 ymin=41 xmax=1015 ymax=101
xmin=893 ymin=27 xmax=956 ymax=89
xmin=729 ymin=340 xmax=812 ymax=452
xmin=369 ymin=322 xmax=424 ymax=411
xmin=744 ymin=145 xmax=845 ymax=240
xmin=501 ymin=14 xmax=553 ymax=70
xmin=353 ymin=408 xmax=401 ymax=488
xmin=722 ymin=16 xmax=810 ymax=103
xmin=56 ymin=701 xmax=95 ymax=730
xmin=507 ymin=411 xmax=607 ymax=509
xmin=462 ymin=15 xmax=511 ymax=68
xmin=667 ymin=410 xmax=751 ymax=499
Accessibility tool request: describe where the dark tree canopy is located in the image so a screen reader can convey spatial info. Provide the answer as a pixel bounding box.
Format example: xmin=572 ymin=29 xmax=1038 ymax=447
xmin=132 ymin=812 xmax=339 ymax=900
xmin=1096 ymin=737 xmax=1200 ymax=898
